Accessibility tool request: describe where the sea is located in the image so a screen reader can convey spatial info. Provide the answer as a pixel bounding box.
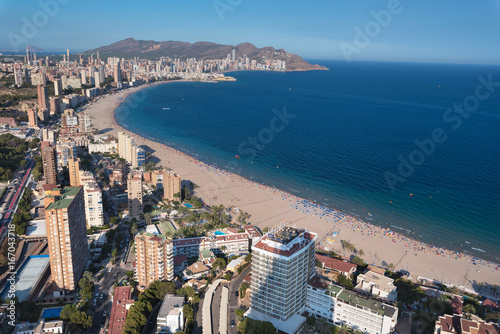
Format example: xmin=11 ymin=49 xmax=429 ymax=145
xmin=114 ymin=60 xmax=500 ymax=262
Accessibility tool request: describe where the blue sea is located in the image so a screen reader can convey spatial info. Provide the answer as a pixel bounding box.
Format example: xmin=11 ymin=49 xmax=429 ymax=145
xmin=115 ymin=61 xmax=500 ymax=262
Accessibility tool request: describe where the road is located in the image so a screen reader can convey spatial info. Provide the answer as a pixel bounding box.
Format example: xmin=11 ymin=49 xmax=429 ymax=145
xmin=228 ymin=265 xmax=251 ymax=334
xmin=88 ymin=223 xmax=133 ymax=333
xmin=212 ymin=284 xmax=223 ymax=334
xmin=0 ymin=158 xmax=35 ymax=240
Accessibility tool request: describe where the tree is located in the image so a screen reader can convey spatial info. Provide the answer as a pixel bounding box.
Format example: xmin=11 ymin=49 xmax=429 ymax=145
xmin=337 ymin=274 xmax=354 ymax=289
xmin=463 ymin=304 xmax=476 ymax=318
xmin=350 ymin=255 xmax=365 ymax=266
xmin=341 ymin=240 xmax=355 ymax=256
xmin=306 ymin=316 xmax=316 ymax=327
xmin=60 ymin=304 xmax=77 ymax=321
xmin=224 ymin=272 xmax=233 ymax=281
xmin=395 ymin=278 xmax=426 ymax=304
xmin=213 ymin=257 xmax=226 ymax=270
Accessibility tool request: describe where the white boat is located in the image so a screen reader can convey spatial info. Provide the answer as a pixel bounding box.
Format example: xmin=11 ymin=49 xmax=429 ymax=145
xmin=163 ymin=107 xmax=170 ymax=110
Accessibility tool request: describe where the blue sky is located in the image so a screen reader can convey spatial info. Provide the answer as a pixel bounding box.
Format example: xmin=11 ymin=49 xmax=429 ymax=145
xmin=0 ymin=0 xmax=499 ymax=64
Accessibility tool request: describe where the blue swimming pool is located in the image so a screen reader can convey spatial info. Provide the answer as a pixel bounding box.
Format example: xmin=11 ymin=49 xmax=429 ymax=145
xmin=41 ymin=307 xmax=63 ymax=318
xmin=214 ymin=231 xmax=226 ymax=236
xmin=184 ymin=203 xmax=193 ymax=208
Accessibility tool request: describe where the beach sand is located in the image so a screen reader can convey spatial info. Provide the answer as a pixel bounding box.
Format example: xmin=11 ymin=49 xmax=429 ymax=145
xmin=85 ymin=83 xmax=500 ymax=292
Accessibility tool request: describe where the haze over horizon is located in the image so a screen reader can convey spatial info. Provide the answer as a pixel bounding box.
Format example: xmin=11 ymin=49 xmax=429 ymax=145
xmin=0 ymin=0 xmax=500 ymax=65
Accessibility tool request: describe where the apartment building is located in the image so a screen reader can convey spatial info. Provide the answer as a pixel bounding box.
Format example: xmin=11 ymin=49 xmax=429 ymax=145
xmin=306 ymin=275 xmax=342 ymax=321
xmin=68 ymin=157 xmax=80 ymax=187
xmin=44 ymin=187 xmax=89 ymax=291
xmin=334 ymin=290 xmax=398 ymax=334
xmin=127 ymin=173 xmax=143 ymax=220
xmin=134 ymin=232 xmax=174 ymax=287
xmin=41 ymin=141 xmax=58 ymax=185
xmin=79 ymin=170 xmax=104 ymax=227
xmin=172 ymin=231 xmax=252 ymax=258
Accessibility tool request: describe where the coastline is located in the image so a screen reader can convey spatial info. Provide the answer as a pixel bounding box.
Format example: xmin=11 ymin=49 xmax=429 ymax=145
xmin=85 ymin=81 xmax=500 ymax=293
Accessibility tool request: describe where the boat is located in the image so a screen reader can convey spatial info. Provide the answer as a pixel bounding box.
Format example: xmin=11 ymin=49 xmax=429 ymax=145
xmin=332 ymin=232 xmax=338 ymax=237
xmin=163 ymin=107 xmax=170 ymax=110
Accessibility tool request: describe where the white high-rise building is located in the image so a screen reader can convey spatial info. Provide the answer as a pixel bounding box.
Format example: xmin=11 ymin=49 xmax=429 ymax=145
xmin=246 ymin=224 xmax=317 ymax=333
xmin=79 ymin=170 xmax=104 ymax=227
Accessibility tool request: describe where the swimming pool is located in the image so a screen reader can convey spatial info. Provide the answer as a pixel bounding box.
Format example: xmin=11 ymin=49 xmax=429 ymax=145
xmin=184 ymin=203 xmax=193 ymax=208
xmin=41 ymin=307 xmax=63 ymax=318
xmin=214 ymin=231 xmax=226 ymax=236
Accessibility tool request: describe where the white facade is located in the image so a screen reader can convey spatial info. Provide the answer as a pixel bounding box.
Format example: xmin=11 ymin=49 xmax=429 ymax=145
xmin=334 ymin=291 xmax=398 ymax=334
xmin=156 ymin=294 xmax=184 ymax=334
xmin=79 ymin=170 xmax=104 ymax=227
xmin=354 ymin=271 xmax=398 ymax=302
xmin=88 ymin=142 xmax=117 ymax=154
xmin=249 ymin=227 xmax=317 ymax=322
xmin=306 ymin=276 xmax=342 ymax=322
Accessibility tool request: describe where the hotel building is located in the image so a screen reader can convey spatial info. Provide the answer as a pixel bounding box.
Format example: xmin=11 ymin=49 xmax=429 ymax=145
xmin=246 ymin=224 xmax=317 ymax=333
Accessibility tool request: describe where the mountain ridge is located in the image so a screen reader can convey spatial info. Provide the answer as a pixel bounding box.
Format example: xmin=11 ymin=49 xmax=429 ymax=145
xmin=84 ymin=38 xmax=328 ymax=71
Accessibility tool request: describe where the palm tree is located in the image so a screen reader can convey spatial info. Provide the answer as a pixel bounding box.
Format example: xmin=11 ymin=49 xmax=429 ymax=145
xmin=358 ymin=249 xmax=365 ymax=256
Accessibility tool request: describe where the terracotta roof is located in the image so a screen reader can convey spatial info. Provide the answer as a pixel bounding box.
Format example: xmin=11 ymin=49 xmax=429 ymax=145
xmin=316 ymin=254 xmax=357 ymax=275
xmin=173 ymin=237 xmax=203 ymax=247
xmin=308 ymin=274 xmax=330 ymax=290
xmin=109 ymin=286 xmax=134 ymax=334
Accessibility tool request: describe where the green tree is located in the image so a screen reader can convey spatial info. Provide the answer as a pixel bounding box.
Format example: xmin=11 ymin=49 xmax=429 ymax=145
xmin=337 ymin=275 xmax=354 ymax=290
xmin=395 ymin=278 xmax=426 ymax=304
xmin=463 ymin=304 xmax=476 ymax=318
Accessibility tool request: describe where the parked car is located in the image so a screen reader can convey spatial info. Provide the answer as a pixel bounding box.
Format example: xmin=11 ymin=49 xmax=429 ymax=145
xmin=231 ymin=320 xmax=235 ymax=327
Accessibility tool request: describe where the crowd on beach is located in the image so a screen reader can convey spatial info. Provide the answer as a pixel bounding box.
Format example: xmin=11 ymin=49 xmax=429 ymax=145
xmin=97 ymin=88 xmax=500 ymax=282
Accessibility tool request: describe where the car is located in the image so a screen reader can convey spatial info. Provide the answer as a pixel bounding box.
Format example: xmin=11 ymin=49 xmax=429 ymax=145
xmin=103 ymin=310 xmax=106 ymax=317
xmin=93 ymin=299 xmax=97 ymax=307
xmin=100 ymin=293 xmax=104 ymax=299
xmin=231 ymin=320 xmax=235 ymax=327
xmin=95 ymin=293 xmax=99 ymax=297
xmin=108 ymin=267 xmax=112 ymax=272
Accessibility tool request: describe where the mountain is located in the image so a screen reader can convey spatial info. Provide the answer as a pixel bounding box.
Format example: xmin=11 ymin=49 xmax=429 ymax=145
xmin=84 ymin=38 xmax=328 ymax=71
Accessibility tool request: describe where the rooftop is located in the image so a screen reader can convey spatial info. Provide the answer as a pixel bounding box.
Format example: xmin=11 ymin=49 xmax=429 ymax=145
xmin=308 ymin=274 xmax=343 ymax=297
xmin=355 ymin=270 xmax=396 ymax=293
xmin=109 ymin=286 xmax=134 ymax=334
xmin=0 ymin=255 xmax=50 ymax=302
xmin=337 ymin=290 xmax=397 ymax=318
xmin=45 ymin=187 xmax=81 ymax=210
xmin=157 ymin=294 xmax=184 ymax=319
xmin=253 ymin=230 xmax=316 ymax=258
xmin=316 ymin=254 xmax=357 ymax=274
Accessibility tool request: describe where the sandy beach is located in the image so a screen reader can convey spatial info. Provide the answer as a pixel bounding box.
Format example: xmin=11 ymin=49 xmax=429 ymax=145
xmin=84 ymin=83 xmax=500 ymax=292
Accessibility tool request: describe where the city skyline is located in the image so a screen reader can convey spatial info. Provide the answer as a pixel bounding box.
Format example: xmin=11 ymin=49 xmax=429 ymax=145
xmin=0 ymin=0 xmax=498 ymax=65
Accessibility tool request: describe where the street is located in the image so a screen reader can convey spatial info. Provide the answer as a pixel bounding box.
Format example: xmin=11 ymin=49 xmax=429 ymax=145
xmin=88 ymin=223 xmax=133 ymax=333
xmin=228 ymin=265 xmax=251 ymax=334
xmin=0 ymin=158 xmax=35 ymax=240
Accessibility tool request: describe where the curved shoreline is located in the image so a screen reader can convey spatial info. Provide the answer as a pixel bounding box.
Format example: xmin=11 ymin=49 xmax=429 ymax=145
xmin=86 ymin=81 xmax=500 ymax=292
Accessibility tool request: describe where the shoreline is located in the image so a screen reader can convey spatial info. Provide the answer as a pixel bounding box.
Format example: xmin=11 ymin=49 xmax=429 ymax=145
xmin=85 ymin=81 xmax=500 ymax=293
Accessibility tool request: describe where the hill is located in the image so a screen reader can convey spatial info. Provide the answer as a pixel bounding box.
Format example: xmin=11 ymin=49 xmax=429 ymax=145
xmin=84 ymin=38 xmax=328 ymax=71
